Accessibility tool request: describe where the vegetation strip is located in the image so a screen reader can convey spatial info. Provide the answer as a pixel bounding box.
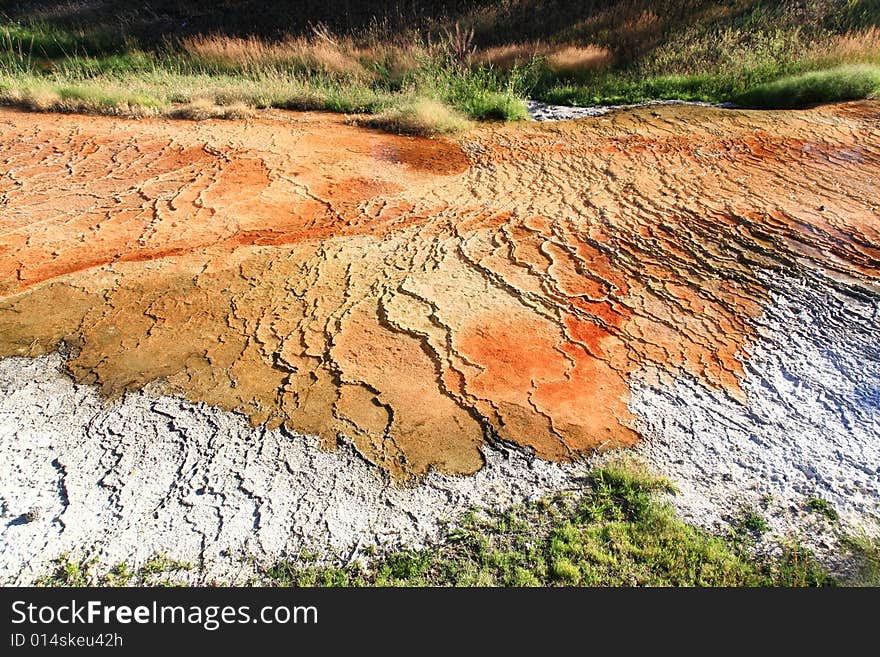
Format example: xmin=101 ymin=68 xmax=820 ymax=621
xmin=2 ymin=1 xmax=879 ymax=133
xmin=37 ymin=460 xmax=880 ymax=587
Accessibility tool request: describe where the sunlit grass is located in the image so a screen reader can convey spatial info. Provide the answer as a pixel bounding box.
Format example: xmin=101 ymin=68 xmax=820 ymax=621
xmin=355 ymin=97 xmax=472 ymax=135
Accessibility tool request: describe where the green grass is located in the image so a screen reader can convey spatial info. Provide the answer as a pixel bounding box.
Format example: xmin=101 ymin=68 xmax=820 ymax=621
xmin=737 ymin=508 xmax=771 ymax=536
xmin=0 ymin=20 xmax=120 ymax=60
xmin=806 ymin=496 xmax=840 ymax=522
xmin=36 ymin=552 xmax=193 ymax=587
xmin=415 ymin=58 xmax=532 ymax=121
xmin=264 ymin=460 xmax=833 ymax=587
xmin=0 ymin=51 xmax=525 ymax=133
xmin=735 ymin=64 xmax=880 ymax=108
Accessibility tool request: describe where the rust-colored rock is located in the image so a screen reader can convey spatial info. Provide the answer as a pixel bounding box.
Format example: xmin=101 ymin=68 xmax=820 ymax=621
xmin=1 ymin=104 xmax=878 ymax=478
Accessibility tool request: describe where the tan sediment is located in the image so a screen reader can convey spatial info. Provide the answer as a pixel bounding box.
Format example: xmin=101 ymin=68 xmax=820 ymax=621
xmin=1 ymin=103 xmax=878 ymax=478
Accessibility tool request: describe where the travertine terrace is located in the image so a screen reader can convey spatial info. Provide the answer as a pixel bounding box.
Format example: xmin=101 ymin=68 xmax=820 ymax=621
xmin=1 ymin=103 xmax=879 ymax=478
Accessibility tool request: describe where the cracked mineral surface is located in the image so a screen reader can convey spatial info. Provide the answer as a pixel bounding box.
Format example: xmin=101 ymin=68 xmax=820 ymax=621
xmin=2 ymin=103 xmax=879 ymax=476
xmin=1 ymin=102 xmax=879 ymax=581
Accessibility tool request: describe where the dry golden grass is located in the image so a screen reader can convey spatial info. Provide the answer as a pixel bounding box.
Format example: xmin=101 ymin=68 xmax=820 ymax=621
xmin=619 ymin=9 xmax=661 ymax=39
xmin=614 ymin=9 xmax=663 ymax=59
xmin=819 ymin=27 xmax=880 ymax=65
xmin=0 ymin=79 xmax=257 ymax=120
xmin=354 ymin=97 xmax=471 ymax=136
xmin=475 ymin=42 xmax=612 ymax=76
xmin=0 ymin=82 xmax=161 ymax=117
xmin=546 ymin=45 xmax=613 ymax=76
xmin=473 ymin=42 xmax=543 ymax=70
xmin=164 ymin=97 xmax=254 ymax=120
xmin=182 ymin=34 xmax=368 ymax=78
xmin=359 ymin=41 xmax=421 ymax=82
xmin=181 ymin=32 xmax=427 ymax=84
xmin=2 ymin=84 xmax=60 ymax=111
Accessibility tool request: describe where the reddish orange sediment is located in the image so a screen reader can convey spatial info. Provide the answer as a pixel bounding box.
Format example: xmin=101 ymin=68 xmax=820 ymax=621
xmin=1 ymin=103 xmax=879 ymax=478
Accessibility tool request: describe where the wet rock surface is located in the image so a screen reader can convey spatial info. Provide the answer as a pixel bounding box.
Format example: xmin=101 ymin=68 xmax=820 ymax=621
xmin=0 ymin=103 xmax=878 ymax=581
xmin=526 ymin=99 xmax=725 ymax=121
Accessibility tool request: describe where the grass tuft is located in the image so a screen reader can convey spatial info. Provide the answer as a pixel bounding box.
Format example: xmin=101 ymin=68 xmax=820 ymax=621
xmin=737 ymin=508 xmax=771 ymax=535
xmin=356 ymin=97 xmax=471 ymax=135
xmin=806 ymin=496 xmax=839 ymax=522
